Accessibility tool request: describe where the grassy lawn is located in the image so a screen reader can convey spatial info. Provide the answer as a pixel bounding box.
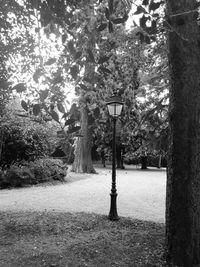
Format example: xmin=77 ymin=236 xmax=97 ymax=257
xmin=0 ymin=211 xmax=166 ymax=267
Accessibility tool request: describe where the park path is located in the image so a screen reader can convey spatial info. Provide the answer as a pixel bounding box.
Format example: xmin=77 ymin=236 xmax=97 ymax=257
xmin=0 ymin=166 xmax=166 ymax=223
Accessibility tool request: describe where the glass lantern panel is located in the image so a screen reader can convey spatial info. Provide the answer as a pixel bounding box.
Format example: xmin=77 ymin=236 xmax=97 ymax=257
xmin=107 ymin=104 xmax=116 ymax=116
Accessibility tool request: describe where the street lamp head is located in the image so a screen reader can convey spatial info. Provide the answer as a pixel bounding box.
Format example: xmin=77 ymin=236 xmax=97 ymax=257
xmin=106 ymin=92 xmax=124 ymax=117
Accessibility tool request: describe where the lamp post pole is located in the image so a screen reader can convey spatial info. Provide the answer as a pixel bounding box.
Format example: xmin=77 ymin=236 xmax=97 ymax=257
xmin=108 ymin=116 xmax=119 ymax=220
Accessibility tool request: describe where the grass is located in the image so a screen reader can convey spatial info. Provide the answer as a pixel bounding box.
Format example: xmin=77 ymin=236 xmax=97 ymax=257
xmin=0 ymin=211 xmax=166 ymax=267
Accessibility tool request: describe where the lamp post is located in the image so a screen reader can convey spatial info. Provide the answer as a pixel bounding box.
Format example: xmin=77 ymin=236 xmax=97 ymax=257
xmin=106 ymin=92 xmax=124 ymax=220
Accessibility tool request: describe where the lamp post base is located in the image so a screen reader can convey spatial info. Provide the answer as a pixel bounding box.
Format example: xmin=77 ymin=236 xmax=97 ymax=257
xmin=108 ymin=192 xmax=119 ymax=221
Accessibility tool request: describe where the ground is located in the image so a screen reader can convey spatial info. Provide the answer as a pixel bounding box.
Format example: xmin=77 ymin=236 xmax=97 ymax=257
xmin=0 ymin=165 xmax=166 ymax=223
xmin=0 ymin=165 xmax=167 ymax=266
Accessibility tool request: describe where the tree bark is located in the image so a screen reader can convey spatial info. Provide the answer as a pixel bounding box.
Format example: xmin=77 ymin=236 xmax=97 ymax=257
xmin=166 ymin=1 xmax=200 ymax=266
xmin=141 ymin=156 xmax=147 ymax=169
xmin=71 ymin=1 xmax=96 ymax=173
xmin=72 ymin=106 xmax=96 ymax=173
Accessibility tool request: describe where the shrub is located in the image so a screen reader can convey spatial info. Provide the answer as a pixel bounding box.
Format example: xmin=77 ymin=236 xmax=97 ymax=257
xmin=0 ymin=158 xmax=67 ymax=189
xmin=28 ymin=158 xmax=67 ymax=183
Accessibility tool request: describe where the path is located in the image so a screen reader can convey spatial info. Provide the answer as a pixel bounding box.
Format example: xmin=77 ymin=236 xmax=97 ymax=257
xmin=0 ymin=166 xmax=166 ymax=223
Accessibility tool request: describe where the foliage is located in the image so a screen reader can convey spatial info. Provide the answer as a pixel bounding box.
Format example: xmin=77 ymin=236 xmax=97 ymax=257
xmin=0 ymin=158 xmax=67 ymax=189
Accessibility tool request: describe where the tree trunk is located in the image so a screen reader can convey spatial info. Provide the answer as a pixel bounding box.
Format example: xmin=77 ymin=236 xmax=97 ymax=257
xmin=72 ymin=106 xmax=96 ymax=173
xmin=71 ymin=1 xmax=96 ymax=173
xmin=166 ymin=1 xmax=200 ymax=266
xmin=141 ymin=156 xmax=147 ymax=169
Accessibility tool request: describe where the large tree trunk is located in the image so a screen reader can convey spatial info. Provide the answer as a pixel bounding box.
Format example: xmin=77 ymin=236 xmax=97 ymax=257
xmin=165 ymin=1 xmax=200 ymax=266
xmin=72 ymin=106 xmax=96 ymax=173
xmin=71 ymin=1 xmax=96 ymax=173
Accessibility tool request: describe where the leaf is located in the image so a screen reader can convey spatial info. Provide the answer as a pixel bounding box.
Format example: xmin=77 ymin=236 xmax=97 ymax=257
xmin=134 ymin=6 xmax=147 ymax=15
xmin=70 ymin=65 xmax=79 ymax=80
xmin=105 ymin=8 xmax=110 ymax=20
xmin=93 ymin=107 xmax=100 ymax=118
xmin=68 ymin=126 xmax=81 ymax=134
xmin=109 ymin=0 xmax=114 ymax=14
xmin=21 ymin=100 xmax=28 ymax=111
xmin=12 ymin=83 xmax=26 ymax=93
xmin=142 ymin=0 xmax=149 ymax=5
xmin=112 ymin=18 xmax=125 ymax=24
xmin=57 ymin=103 xmax=65 ymax=113
xmin=68 ymin=22 xmax=76 ymax=30
xmin=83 ymin=77 xmax=92 ymax=83
xmin=65 ymin=118 xmax=75 ymax=126
xmin=136 ymin=31 xmax=145 ymax=43
xmin=97 ymin=56 xmax=110 ymax=64
xmin=44 ymin=58 xmax=56 ymax=65
xmin=51 ymin=110 xmax=59 ymax=122
xmin=68 ymin=40 xmax=76 ymax=55
xmin=98 ymin=66 xmax=112 ymax=74
xmin=140 ymin=15 xmax=150 ymax=28
xmin=53 ymin=75 xmax=63 ymax=84
xmin=16 ymin=113 xmax=28 ymax=118
xmin=57 ymin=130 xmax=65 ymax=137
xmin=40 ymin=89 xmax=49 ymax=102
xmin=62 ymin=34 xmax=67 ymax=43
xmin=87 ymin=49 xmax=95 ymax=63
xmin=149 ymin=0 xmax=162 ymax=12
xmin=97 ymin=23 xmax=107 ymax=32
xmin=79 ymin=84 xmax=88 ymax=91
xmin=62 ymin=112 xmax=70 ymax=119
xmin=108 ymin=21 xmax=114 ymax=33
xmin=33 ymin=104 xmax=41 ymax=116
xmin=33 ymin=68 xmax=43 ymax=83
xmin=74 ymin=51 xmax=82 ymax=60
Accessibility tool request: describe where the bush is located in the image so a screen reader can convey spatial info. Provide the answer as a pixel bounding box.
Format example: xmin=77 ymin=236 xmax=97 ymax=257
xmin=28 ymin=158 xmax=67 ymax=183
xmin=0 ymin=158 xmax=67 ymax=189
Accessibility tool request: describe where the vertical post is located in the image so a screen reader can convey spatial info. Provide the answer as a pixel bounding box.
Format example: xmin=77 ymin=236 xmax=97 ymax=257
xmin=108 ymin=117 xmax=119 ymax=220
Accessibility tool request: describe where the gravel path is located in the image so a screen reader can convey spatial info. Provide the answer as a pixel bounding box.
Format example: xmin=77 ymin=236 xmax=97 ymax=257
xmin=0 ymin=165 xmax=166 ymax=223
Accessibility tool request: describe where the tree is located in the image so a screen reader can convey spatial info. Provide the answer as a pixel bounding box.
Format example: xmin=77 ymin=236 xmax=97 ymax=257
xmin=165 ymin=0 xmax=200 ymax=265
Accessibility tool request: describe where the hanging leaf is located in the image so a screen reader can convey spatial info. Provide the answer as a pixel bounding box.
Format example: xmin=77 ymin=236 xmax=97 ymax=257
xmin=83 ymin=76 xmax=92 ymax=83
xmin=33 ymin=68 xmax=43 ymax=83
xmin=105 ymin=8 xmax=110 ymax=20
xmin=33 ymin=104 xmax=41 ymax=116
xmin=98 ymin=66 xmax=112 ymax=74
xmin=109 ymin=0 xmax=114 ymax=14
xmin=62 ymin=34 xmax=67 ymax=43
xmin=68 ymin=40 xmax=76 ymax=55
xmin=112 ymin=18 xmax=125 ymax=24
xmin=65 ymin=118 xmax=75 ymax=126
xmin=62 ymin=112 xmax=70 ymax=119
xmin=87 ymin=49 xmax=95 ymax=63
xmin=68 ymin=126 xmax=81 ymax=134
xmin=149 ymin=0 xmax=162 ymax=12
xmin=53 ymin=75 xmax=63 ymax=84
xmin=134 ymin=6 xmax=147 ymax=15
xmin=44 ymin=58 xmax=56 ymax=65
xmin=70 ymin=65 xmax=79 ymax=80
xmin=142 ymin=0 xmax=149 ymax=5
xmin=16 ymin=114 xmax=28 ymax=118
xmin=68 ymin=22 xmax=76 ymax=30
xmin=12 ymin=83 xmax=26 ymax=93
xmin=51 ymin=110 xmax=59 ymax=122
xmin=74 ymin=51 xmax=82 ymax=60
xmin=140 ymin=15 xmax=150 ymax=28
xmin=93 ymin=107 xmax=100 ymax=118
xmin=97 ymin=23 xmax=107 ymax=32
xmin=21 ymin=100 xmax=28 ymax=111
xmin=79 ymin=84 xmax=88 ymax=91
xmin=136 ymin=31 xmax=145 ymax=43
xmin=57 ymin=103 xmax=65 ymax=113
xmin=40 ymin=89 xmax=49 ymax=102
xmin=97 ymin=56 xmax=110 ymax=64
xmin=88 ymin=115 xmax=95 ymax=125
xmin=108 ymin=21 xmax=114 ymax=33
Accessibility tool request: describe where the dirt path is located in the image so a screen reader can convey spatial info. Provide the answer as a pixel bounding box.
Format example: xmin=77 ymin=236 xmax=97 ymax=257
xmin=0 ymin=166 xmax=166 ymax=223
